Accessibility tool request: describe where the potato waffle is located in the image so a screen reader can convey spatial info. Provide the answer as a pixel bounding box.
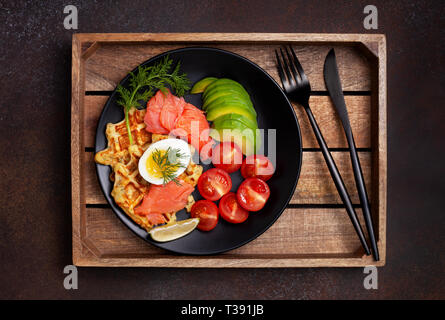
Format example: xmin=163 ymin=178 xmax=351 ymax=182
xmin=95 ymin=108 xmax=202 ymax=231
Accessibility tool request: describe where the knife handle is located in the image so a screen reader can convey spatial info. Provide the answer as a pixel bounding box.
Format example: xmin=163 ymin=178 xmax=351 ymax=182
xmin=346 ymin=130 xmax=380 ymax=261
xmin=304 ymin=105 xmax=371 ymax=256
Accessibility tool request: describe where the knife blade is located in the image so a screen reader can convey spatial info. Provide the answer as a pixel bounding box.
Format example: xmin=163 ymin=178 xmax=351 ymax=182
xmin=323 ymin=48 xmax=380 ymax=261
xmin=323 ymin=49 xmax=352 ymax=133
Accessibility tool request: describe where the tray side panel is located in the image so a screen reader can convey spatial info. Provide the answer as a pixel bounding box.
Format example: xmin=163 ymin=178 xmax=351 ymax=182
xmin=71 ymin=35 xmax=84 ymax=264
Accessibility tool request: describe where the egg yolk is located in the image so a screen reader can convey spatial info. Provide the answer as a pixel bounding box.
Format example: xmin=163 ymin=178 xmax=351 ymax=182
xmin=146 ymin=149 xmax=168 ymax=179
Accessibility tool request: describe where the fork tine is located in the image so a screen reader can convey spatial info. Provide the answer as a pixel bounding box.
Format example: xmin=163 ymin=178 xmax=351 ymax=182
xmin=284 ymin=46 xmax=300 ymax=84
xmin=275 ymin=50 xmax=286 ymax=88
xmin=279 ymin=48 xmax=295 ymax=87
xmin=288 ymin=45 xmax=308 ymax=83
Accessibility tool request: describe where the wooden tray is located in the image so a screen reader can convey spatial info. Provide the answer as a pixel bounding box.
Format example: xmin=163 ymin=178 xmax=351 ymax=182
xmin=71 ymin=33 xmax=386 ymax=267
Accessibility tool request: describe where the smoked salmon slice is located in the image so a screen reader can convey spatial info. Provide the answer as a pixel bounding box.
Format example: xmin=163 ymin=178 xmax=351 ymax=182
xmin=159 ymin=92 xmax=186 ymax=131
xmin=174 ymin=103 xmax=214 ymax=159
xmin=134 ymin=180 xmax=194 ymax=218
xmin=143 ymin=212 xmax=168 ymax=226
xmin=144 ymin=90 xmax=170 ymax=134
xmin=145 ymin=89 xmax=188 ymax=134
xmin=144 ymin=89 xmax=214 ymax=159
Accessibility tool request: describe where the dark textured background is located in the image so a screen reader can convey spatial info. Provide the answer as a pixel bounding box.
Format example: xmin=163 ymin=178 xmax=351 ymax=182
xmin=0 ymin=0 xmax=444 ymax=299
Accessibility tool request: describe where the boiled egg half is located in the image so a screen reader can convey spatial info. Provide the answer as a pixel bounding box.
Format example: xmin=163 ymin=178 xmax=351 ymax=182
xmin=138 ymin=138 xmax=191 ymax=185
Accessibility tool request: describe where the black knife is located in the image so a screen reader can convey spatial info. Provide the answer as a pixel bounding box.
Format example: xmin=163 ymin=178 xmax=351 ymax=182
xmin=323 ymin=48 xmax=380 ymax=261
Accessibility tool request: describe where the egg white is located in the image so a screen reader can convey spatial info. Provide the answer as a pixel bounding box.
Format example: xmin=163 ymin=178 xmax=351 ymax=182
xmin=138 ymin=138 xmax=191 ymax=185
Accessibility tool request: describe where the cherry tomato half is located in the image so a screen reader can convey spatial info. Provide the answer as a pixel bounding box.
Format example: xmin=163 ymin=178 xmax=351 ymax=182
xmin=219 ymin=192 xmax=249 ymax=224
xmin=190 ymin=200 xmax=219 ymax=231
xmin=240 ymin=155 xmax=275 ymax=181
xmin=211 ymin=142 xmax=243 ymax=173
xmin=197 ymin=168 xmax=232 ymax=201
xmin=236 ymin=178 xmax=270 ymax=212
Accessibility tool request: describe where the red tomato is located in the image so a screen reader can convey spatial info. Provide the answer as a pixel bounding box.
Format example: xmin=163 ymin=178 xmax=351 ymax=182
xmin=219 ymin=192 xmax=249 ymax=224
xmin=190 ymin=200 xmax=219 ymax=231
xmin=199 ymin=136 xmax=216 ymax=162
xmin=197 ymin=168 xmax=232 ymax=201
xmin=211 ymin=142 xmax=243 ymax=173
xmin=236 ymin=178 xmax=270 ymax=212
xmin=241 ymin=155 xmax=275 ymax=181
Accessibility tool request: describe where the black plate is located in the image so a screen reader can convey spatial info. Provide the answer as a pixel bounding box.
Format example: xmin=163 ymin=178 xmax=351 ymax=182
xmin=95 ymin=47 xmax=302 ymax=255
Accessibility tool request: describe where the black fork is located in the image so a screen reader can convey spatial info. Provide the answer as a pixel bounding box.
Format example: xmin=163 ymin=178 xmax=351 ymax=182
xmin=276 ymin=46 xmax=371 ymax=256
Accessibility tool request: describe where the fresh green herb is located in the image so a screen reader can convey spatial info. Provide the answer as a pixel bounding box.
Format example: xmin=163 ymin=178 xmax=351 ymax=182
xmin=151 ymin=147 xmax=187 ymax=185
xmin=116 ymin=56 xmax=191 ymax=145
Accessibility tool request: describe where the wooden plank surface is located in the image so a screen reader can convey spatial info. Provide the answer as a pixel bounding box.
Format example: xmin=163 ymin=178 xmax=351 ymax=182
xmin=83 ymin=207 xmax=368 ymax=258
xmin=291 ymin=151 xmax=371 ymax=204
xmin=85 ymin=43 xmax=371 ymax=91
xmin=84 ymin=95 xmax=371 ymax=148
xmin=72 ymin=33 xmax=386 ymax=267
xmin=84 ymin=151 xmax=371 ymax=205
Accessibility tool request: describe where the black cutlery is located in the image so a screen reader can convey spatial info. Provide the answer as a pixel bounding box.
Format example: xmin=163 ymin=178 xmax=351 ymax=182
xmin=275 ymin=46 xmax=371 ymax=256
xmin=323 ymin=48 xmax=379 ymax=261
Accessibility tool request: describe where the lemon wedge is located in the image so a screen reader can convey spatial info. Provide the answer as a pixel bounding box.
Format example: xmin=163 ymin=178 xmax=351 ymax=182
xmin=149 ymin=218 xmax=199 ymax=242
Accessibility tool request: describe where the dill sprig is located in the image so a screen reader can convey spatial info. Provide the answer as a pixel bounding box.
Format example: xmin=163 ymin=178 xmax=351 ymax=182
xmin=116 ymin=56 xmax=191 ymax=145
xmin=151 ymin=147 xmax=187 ymax=185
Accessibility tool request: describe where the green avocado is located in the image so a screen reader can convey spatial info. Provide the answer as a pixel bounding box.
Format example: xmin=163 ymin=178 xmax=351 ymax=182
xmin=205 ymin=96 xmax=257 ymax=117
xmin=202 ymin=90 xmax=233 ymax=108
xmin=190 ymin=77 xmax=218 ymax=94
xmin=206 ymin=103 xmax=257 ymax=122
xmin=204 ymin=78 xmax=245 ymax=93
xmin=212 ymin=113 xmax=258 ymax=130
xmin=198 ymin=77 xmax=260 ymax=154
xmin=203 ymin=83 xmax=250 ymax=103
xmin=213 ymin=113 xmax=258 ymax=125
xmin=203 ymin=89 xmax=251 ymax=109
xmin=210 ymin=118 xmax=261 ymax=155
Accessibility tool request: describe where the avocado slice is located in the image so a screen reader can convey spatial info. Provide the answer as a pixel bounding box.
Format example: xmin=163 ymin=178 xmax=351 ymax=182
xmin=205 ymin=96 xmax=257 ymax=117
xmin=212 ymin=113 xmax=258 ymax=131
xmin=210 ymin=119 xmax=261 ymax=155
xmin=190 ymin=77 xmax=218 ymax=94
xmin=203 ymin=83 xmax=250 ymax=102
xmin=206 ymin=103 xmax=257 ymax=122
xmin=203 ymin=89 xmax=251 ymax=109
xmin=212 ymin=114 xmax=261 ymax=155
xmin=202 ymin=90 xmax=233 ymax=108
xmin=204 ymin=78 xmax=245 ymax=93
